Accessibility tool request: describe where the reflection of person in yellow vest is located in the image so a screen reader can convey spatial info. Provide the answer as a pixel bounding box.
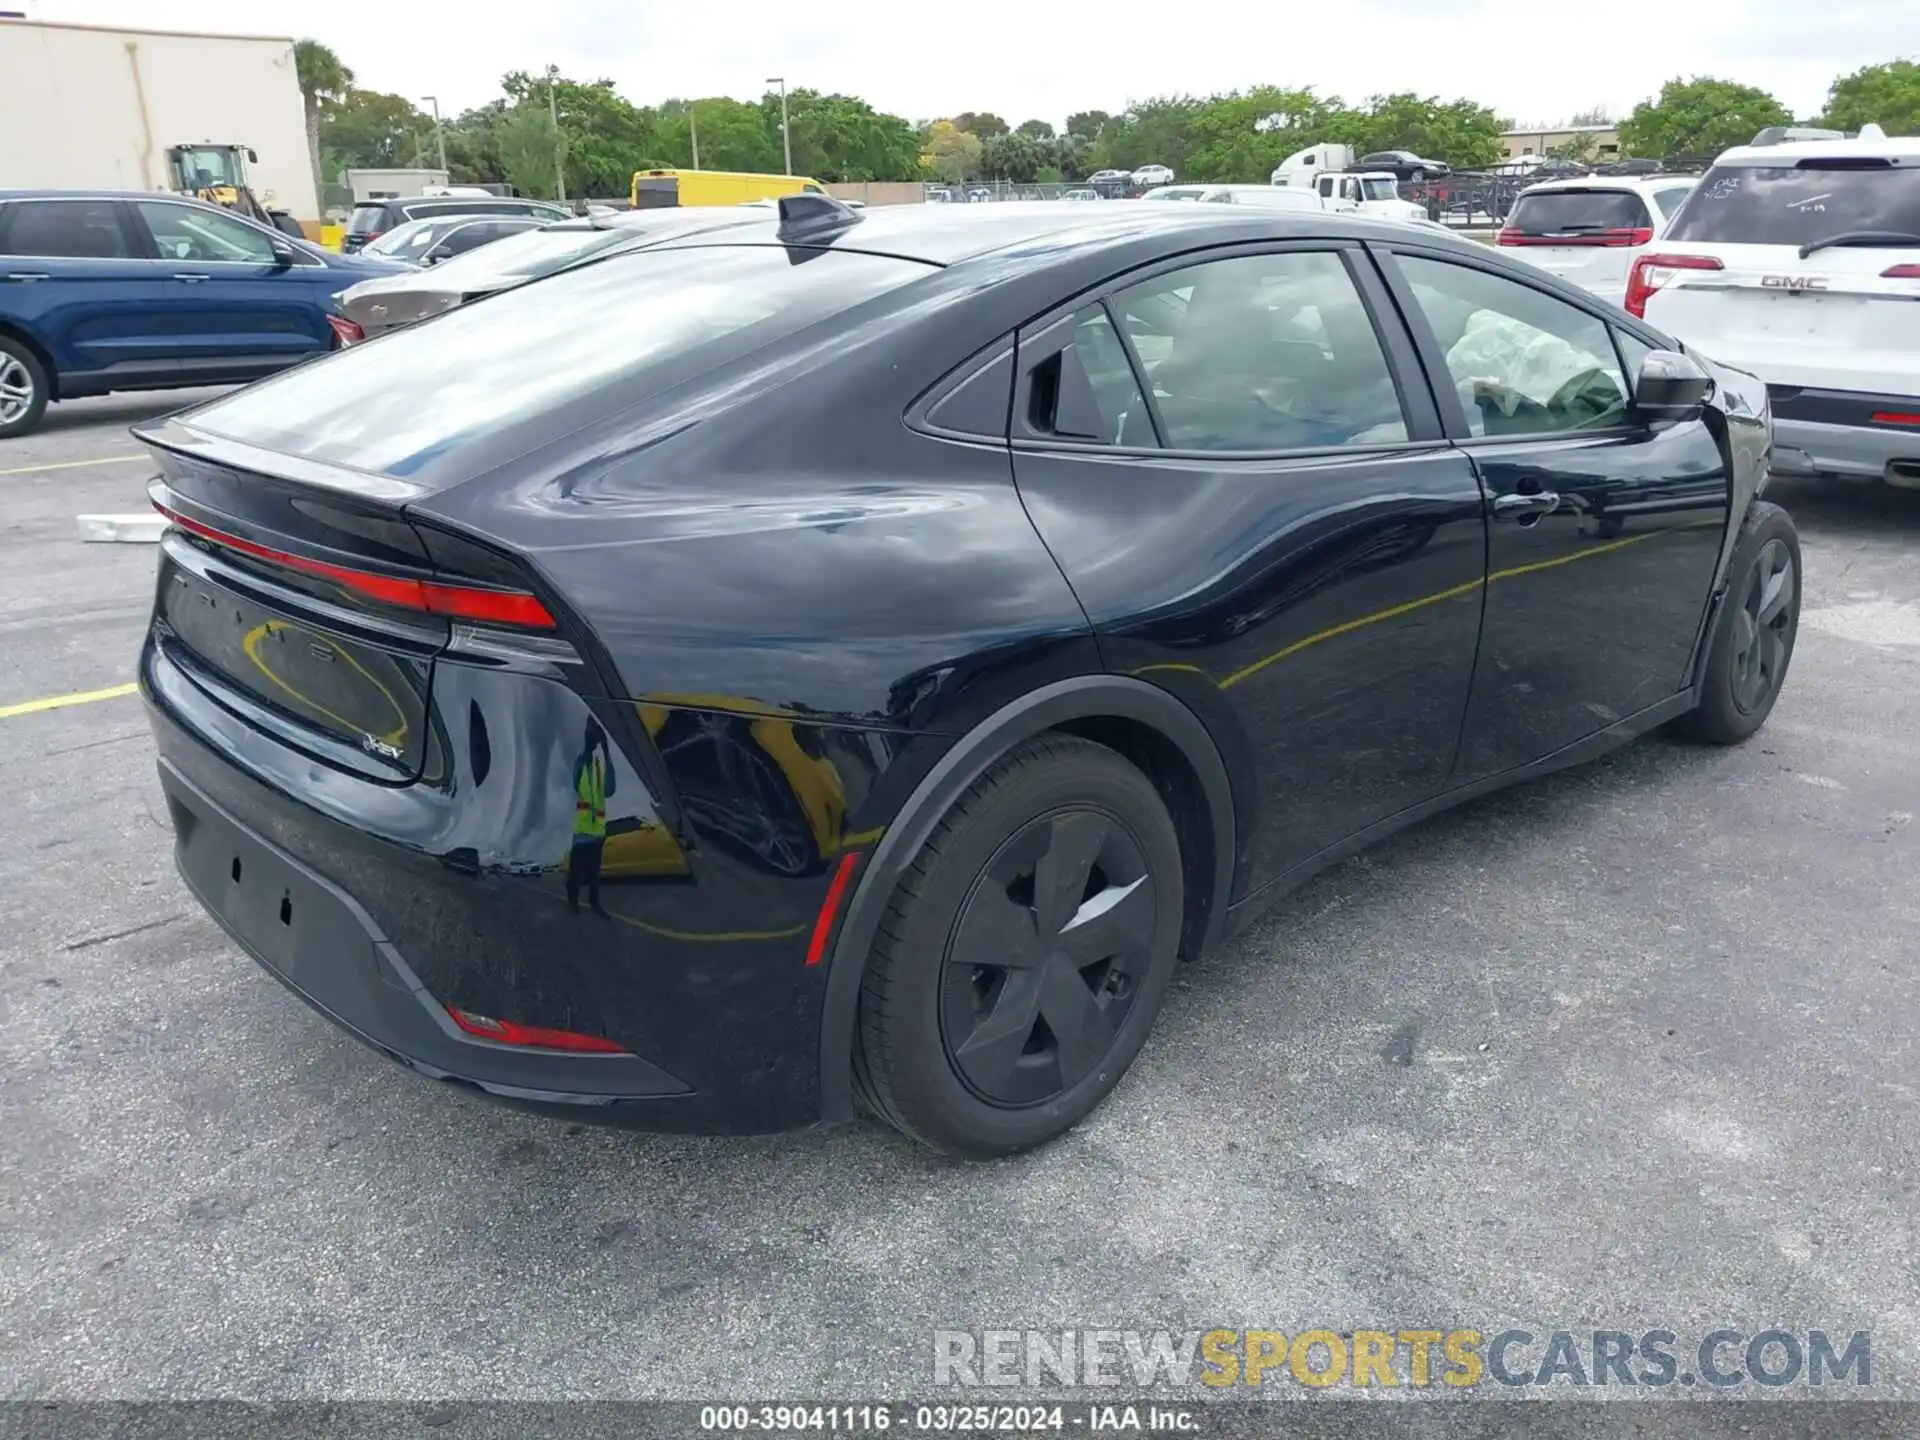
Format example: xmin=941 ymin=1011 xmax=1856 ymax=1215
xmin=567 ymin=719 xmax=616 ymax=916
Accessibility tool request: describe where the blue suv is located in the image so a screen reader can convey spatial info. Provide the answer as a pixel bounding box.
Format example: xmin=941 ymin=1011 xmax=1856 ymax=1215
xmin=0 ymin=190 xmax=406 ymax=437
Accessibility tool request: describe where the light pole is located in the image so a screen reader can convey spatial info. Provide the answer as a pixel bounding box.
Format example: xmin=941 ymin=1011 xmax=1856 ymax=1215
xmin=766 ymin=76 xmax=792 ymax=176
xmin=547 ymin=64 xmax=564 ymax=202
xmin=422 ymin=95 xmax=448 ymax=173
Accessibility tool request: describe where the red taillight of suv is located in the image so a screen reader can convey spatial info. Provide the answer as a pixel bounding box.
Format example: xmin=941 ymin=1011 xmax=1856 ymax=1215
xmin=1625 ymin=252 xmax=1724 ymax=318
xmin=326 ymin=314 xmax=365 ymax=347
xmin=1498 ymin=226 xmax=1654 ymax=248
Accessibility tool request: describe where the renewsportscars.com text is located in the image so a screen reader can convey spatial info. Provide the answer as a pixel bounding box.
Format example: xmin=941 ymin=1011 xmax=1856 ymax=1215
xmin=933 ymin=1328 xmax=1872 ymax=1390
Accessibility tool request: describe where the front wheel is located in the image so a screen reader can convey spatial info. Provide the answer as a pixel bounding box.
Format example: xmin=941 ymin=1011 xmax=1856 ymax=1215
xmin=1670 ymin=501 xmax=1800 ymax=745
xmin=854 ymin=734 xmax=1184 ymax=1157
xmin=0 ymin=337 xmax=50 ymax=439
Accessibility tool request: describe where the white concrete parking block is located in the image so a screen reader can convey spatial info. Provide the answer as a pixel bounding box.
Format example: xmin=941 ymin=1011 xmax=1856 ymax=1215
xmin=76 ymin=513 xmax=167 ymax=543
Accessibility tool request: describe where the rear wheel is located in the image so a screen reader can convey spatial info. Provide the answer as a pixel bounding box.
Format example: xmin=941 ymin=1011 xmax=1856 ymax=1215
xmin=1671 ymin=501 xmax=1800 ymax=745
xmin=854 ymin=735 xmax=1183 ymax=1157
xmin=0 ymin=337 xmax=49 ymax=439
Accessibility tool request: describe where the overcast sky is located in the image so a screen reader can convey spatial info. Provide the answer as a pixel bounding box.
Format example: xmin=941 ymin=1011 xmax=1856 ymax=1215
xmin=22 ymin=0 xmax=1905 ymax=128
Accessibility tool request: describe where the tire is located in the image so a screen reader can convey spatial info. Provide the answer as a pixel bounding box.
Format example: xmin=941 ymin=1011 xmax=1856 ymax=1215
xmin=1670 ymin=500 xmax=1800 ymax=745
xmin=853 ymin=734 xmax=1184 ymax=1157
xmin=0 ymin=336 xmax=50 ymax=439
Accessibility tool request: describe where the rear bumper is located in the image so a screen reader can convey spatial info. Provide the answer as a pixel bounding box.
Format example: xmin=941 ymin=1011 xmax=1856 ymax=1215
xmin=141 ymin=629 xmax=869 ymax=1135
xmin=1766 ymin=388 xmax=1920 ymax=482
xmin=158 ymin=756 xmax=694 ymax=1115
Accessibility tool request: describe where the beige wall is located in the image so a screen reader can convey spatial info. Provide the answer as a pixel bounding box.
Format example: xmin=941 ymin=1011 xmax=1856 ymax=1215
xmin=0 ymin=18 xmax=319 ymax=220
xmin=827 ymin=181 xmax=929 ymax=207
xmin=1500 ymin=127 xmax=1622 ymax=160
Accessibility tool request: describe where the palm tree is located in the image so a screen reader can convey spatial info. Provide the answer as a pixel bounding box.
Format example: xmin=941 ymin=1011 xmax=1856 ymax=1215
xmin=294 ymin=39 xmax=354 ymax=206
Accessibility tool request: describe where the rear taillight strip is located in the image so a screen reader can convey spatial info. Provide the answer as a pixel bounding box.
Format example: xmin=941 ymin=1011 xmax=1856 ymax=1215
xmin=153 ymin=502 xmax=557 ymax=630
xmin=446 ymin=1006 xmax=628 ymax=1054
xmin=1497 ymin=226 xmax=1653 ymax=248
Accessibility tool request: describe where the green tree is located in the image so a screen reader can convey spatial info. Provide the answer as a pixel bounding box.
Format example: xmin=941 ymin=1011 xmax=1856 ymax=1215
xmin=1015 ymin=118 xmax=1055 ymax=139
xmin=1618 ymin=77 xmax=1791 ymax=160
xmin=496 ymin=104 xmax=566 ymax=201
xmin=1325 ymin=93 xmax=1504 ymax=167
xmin=1547 ymin=132 xmax=1601 ymax=164
xmin=980 ymin=131 xmax=1046 ymax=182
xmin=952 ymin=111 xmax=1009 ymax=138
xmin=772 ymin=89 xmax=923 ymax=181
xmin=293 ymin=39 xmax=354 ymax=196
xmin=1821 ymin=59 xmax=1920 ymax=136
xmin=1568 ymin=105 xmax=1614 ymax=126
xmin=1183 ymin=87 xmax=1341 ymax=181
xmin=1088 ymin=96 xmax=1204 ymax=176
xmin=921 ymin=120 xmax=982 ymax=183
xmin=319 ymin=90 xmax=431 ymax=175
xmin=1065 ymin=110 xmax=1111 ymax=142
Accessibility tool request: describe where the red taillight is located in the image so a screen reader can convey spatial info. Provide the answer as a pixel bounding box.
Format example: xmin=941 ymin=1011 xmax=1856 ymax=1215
xmin=153 ymin=503 xmax=558 ymax=629
xmin=804 ymin=851 xmax=862 ymax=966
xmin=446 ymin=1007 xmax=628 ymax=1054
xmin=1882 ymin=264 xmax=1920 ymax=279
xmin=1500 ymin=226 xmax=1654 ymax=248
xmin=327 ymin=313 xmax=364 ymax=347
xmin=1870 ymin=411 xmax=1920 ymax=427
xmin=1625 ymin=252 xmax=1724 ymax=318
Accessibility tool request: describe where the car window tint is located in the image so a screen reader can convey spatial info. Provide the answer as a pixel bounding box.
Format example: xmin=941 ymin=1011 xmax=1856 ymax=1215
xmin=1507 ymin=190 xmax=1650 ymax=235
xmin=188 ymin=245 xmax=934 ymax=478
xmin=1398 ymin=255 xmax=1630 ymax=437
xmin=1112 ymin=251 xmax=1408 ymax=452
xmin=136 ymin=202 xmax=276 ymax=264
xmin=1027 ymin=305 xmax=1154 ymax=445
xmin=1613 ymin=329 xmax=1656 ymax=398
xmin=1651 ymin=185 xmax=1695 ymax=219
xmin=346 ymin=205 xmax=388 ymax=236
xmin=1664 ymin=162 xmax=1920 ymax=245
xmin=0 ymin=200 xmax=131 ymax=258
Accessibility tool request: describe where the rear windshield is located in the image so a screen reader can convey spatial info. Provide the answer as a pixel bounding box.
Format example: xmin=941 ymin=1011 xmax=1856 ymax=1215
xmin=345 ymin=205 xmax=389 ymax=236
xmin=1508 ymin=189 xmax=1650 ymax=235
xmin=186 ymin=245 xmax=934 ymax=478
xmin=423 ymin=223 xmax=634 ymax=282
xmin=1664 ymin=162 xmax=1920 ymax=245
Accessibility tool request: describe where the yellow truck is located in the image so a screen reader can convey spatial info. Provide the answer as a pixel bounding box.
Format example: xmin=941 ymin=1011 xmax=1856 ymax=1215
xmin=629 ymin=168 xmax=829 ymax=209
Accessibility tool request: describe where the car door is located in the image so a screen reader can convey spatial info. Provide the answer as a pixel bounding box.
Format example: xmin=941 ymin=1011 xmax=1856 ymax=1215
xmin=128 ymin=200 xmax=327 ymax=379
xmin=1374 ymin=244 xmax=1729 ymax=784
xmin=1007 ymin=242 xmax=1489 ymax=890
xmin=0 ymin=197 xmax=153 ymax=390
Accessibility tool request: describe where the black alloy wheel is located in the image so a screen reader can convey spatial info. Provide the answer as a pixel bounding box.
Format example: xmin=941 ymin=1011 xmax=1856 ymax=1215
xmin=854 ymin=734 xmax=1185 ymax=1157
xmin=1732 ymin=537 xmax=1795 ymax=715
xmin=940 ymin=808 xmax=1155 ymax=1107
xmin=1671 ymin=500 xmax=1801 ymax=746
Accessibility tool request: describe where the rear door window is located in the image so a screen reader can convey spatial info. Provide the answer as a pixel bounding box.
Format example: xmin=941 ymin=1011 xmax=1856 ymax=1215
xmin=1112 ymin=250 xmax=1409 ymax=452
xmin=1663 ymin=162 xmax=1920 ymax=245
xmin=346 ymin=205 xmax=390 ymax=237
xmin=186 ymin=245 xmax=935 ymax=478
xmin=0 ymin=199 xmax=133 ymax=258
xmin=1507 ymin=189 xmax=1651 ymax=237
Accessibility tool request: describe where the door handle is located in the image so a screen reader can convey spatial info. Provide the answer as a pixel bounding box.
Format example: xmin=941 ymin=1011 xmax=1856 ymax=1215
xmin=173 ymin=273 xmax=211 ymax=283
xmin=4 ymin=272 xmax=50 ymax=282
xmin=1492 ymin=491 xmax=1561 ymax=520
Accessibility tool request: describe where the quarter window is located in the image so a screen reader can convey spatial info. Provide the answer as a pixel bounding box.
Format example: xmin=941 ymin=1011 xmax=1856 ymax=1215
xmin=1109 ymin=251 xmax=1409 ymax=452
xmin=1396 ymin=255 xmax=1630 ymax=437
xmin=1026 ymin=305 xmax=1154 ymax=445
xmin=135 ymin=202 xmax=277 ymax=264
xmin=0 ymin=200 xmax=131 ymax=258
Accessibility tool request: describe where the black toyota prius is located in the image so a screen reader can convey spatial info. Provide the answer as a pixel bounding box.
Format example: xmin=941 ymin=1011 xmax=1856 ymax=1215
xmin=137 ymin=197 xmax=1796 ymax=1158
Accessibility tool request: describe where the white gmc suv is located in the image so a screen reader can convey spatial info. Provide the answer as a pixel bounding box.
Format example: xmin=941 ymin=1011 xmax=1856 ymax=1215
xmin=1627 ymin=127 xmax=1920 ymax=487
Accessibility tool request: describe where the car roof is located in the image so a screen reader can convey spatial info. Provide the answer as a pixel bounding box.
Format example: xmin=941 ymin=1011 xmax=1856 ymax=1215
xmin=644 ymin=198 xmax=1462 ymax=268
xmin=0 ymin=188 xmax=225 ymax=203
xmin=1713 ymin=134 xmax=1920 ymax=166
xmin=1519 ymin=175 xmax=1700 ymax=195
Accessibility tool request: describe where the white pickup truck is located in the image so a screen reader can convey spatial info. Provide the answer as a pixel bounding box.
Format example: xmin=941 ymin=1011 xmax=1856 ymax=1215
xmin=1268 ymin=143 xmax=1428 ymax=223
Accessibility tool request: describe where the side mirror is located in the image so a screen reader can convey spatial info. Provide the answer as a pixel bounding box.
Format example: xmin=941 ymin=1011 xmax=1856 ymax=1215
xmin=1634 ymin=348 xmax=1714 ymax=420
xmin=268 ymin=235 xmax=297 ymax=268
xmin=421 ymin=244 xmax=453 ymax=265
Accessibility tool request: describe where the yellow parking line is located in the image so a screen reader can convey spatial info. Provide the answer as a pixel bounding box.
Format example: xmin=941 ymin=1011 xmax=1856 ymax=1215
xmin=0 ymin=454 xmax=146 ymax=478
xmin=0 ymin=682 xmax=139 ymax=720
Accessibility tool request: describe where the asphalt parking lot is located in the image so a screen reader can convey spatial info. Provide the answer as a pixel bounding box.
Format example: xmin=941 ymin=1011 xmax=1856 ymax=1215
xmin=3 ymin=394 xmax=1919 ymax=1403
